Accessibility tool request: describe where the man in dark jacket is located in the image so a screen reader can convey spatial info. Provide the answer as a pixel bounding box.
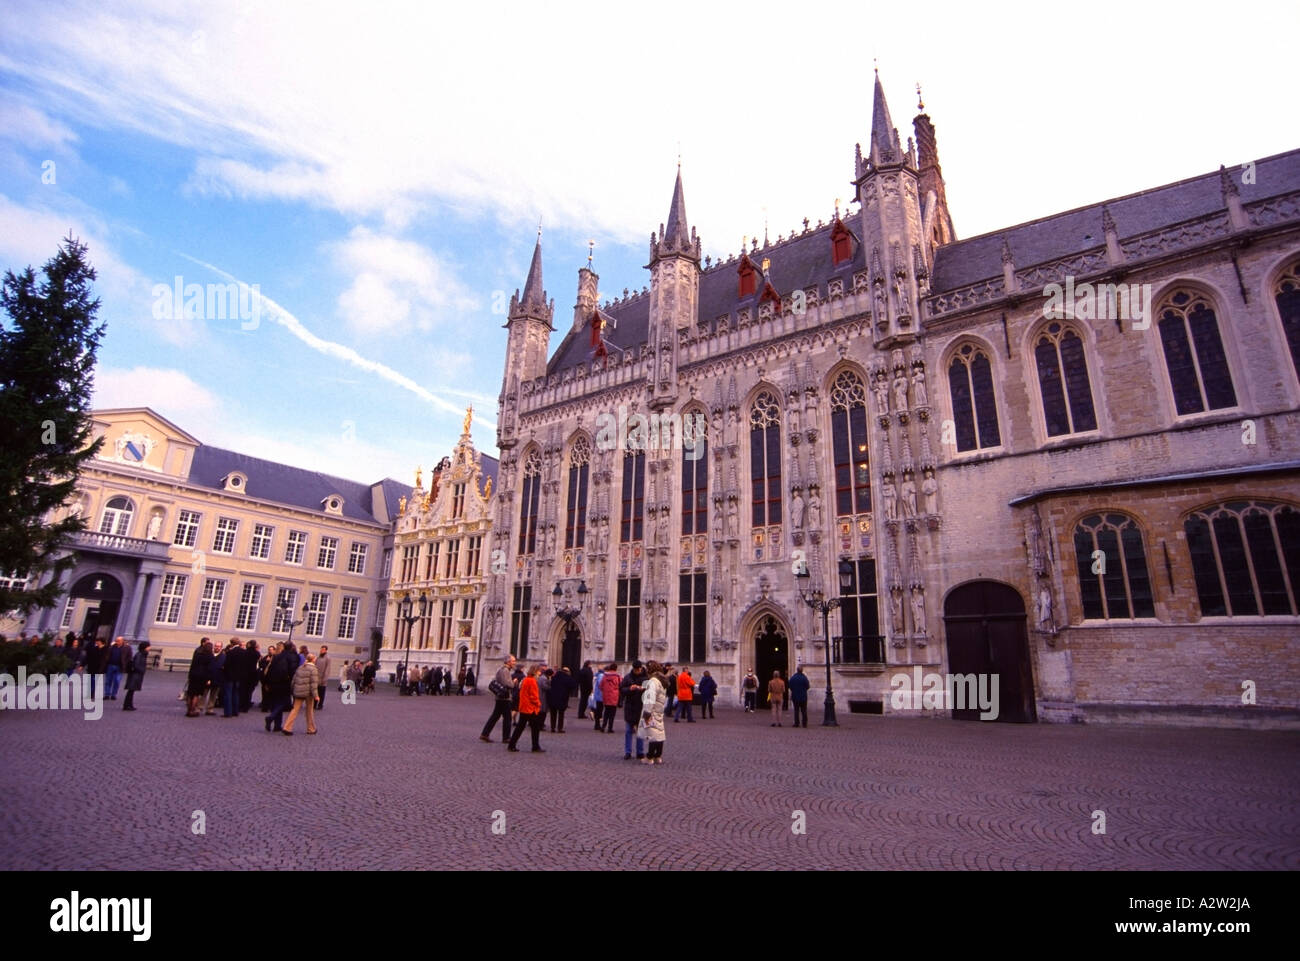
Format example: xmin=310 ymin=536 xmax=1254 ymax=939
xmin=698 ymin=670 xmax=718 ymax=719
xmin=788 ymin=665 xmax=812 ymax=728
xmin=265 ymin=641 xmax=298 ymax=732
xmin=546 ymin=666 xmax=576 ymax=733
xmin=222 ymin=638 xmax=244 ymax=718
xmin=104 ymin=636 xmax=129 ymax=700
xmin=241 ymin=640 xmax=261 ymax=712
xmin=122 ymin=640 xmax=150 ymax=711
xmin=479 ymin=655 xmax=517 ymax=743
xmin=84 ymin=638 xmax=109 ymax=699
xmin=206 ymin=642 xmax=226 ymax=715
xmin=185 ymin=639 xmax=213 ymax=717
xmin=620 ymin=661 xmax=648 ymax=761
xmin=576 ymin=661 xmax=593 ymax=719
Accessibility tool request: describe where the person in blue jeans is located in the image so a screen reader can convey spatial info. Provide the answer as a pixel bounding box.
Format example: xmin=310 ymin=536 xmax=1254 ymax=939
xmin=104 ymin=636 xmax=128 ymax=700
xmin=620 ymin=661 xmax=648 ymax=760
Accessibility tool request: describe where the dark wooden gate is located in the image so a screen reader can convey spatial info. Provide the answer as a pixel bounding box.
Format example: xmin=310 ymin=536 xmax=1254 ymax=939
xmin=753 ymin=615 xmax=789 ymax=707
xmin=561 ymin=622 xmax=582 ymax=675
xmin=942 ymin=581 xmax=1036 ymax=723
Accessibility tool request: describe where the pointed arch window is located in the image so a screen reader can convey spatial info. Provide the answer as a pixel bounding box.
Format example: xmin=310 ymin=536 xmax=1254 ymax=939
xmin=565 ymin=436 xmax=591 ymax=549
xmin=98 ymin=496 xmax=135 ymax=536
xmin=947 ymin=344 xmax=1001 ymax=451
xmin=1184 ymin=501 xmax=1300 ymax=617
xmin=830 ymin=370 xmax=871 ymax=516
xmin=620 ymin=445 xmax=645 ymax=543
xmin=680 ymin=412 xmax=708 ymax=535
xmin=1073 ymin=513 xmax=1155 ymax=619
xmin=750 ymin=391 xmax=783 ymax=526
xmin=517 ymin=449 xmax=541 ymax=556
xmin=1157 ymin=289 xmax=1237 ymax=415
xmin=1274 ymin=260 xmax=1300 ymax=381
xmin=1035 ymin=322 xmax=1097 ymax=436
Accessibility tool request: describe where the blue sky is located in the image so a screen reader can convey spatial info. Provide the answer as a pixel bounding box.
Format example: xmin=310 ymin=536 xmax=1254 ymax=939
xmin=1 ymin=0 xmax=1296 ymax=484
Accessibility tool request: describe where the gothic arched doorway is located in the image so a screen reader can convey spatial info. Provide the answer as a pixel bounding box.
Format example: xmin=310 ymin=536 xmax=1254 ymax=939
xmin=942 ymin=581 xmax=1036 ymax=723
xmin=69 ymin=572 xmax=123 ymax=641
xmin=752 ymin=614 xmax=789 ymax=707
xmin=560 ymin=620 xmax=582 ymax=675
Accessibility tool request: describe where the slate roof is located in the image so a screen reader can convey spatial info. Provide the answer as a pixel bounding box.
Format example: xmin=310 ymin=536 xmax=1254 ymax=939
xmin=931 ymin=148 xmax=1300 ymax=294
xmin=186 ymin=446 xmax=499 ymax=525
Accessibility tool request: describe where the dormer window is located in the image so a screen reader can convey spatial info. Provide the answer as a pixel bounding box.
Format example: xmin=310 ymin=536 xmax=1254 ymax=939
xmin=831 ymin=219 xmax=853 ymax=266
xmin=738 ymin=254 xmax=757 ymax=298
xmin=322 ymin=494 xmax=344 ymax=516
xmin=221 ymin=472 xmax=247 ymax=493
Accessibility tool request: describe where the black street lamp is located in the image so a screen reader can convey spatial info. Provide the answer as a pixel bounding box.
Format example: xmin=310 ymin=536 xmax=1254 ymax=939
xmin=552 ymin=580 xmax=588 ymax=621
xmin=795 ymin=558 xmax=855 ymax=727
xmin=278 ymin=600 xmax=308 ymax=647
xmin=397 ymin=594 xmax=428 ymax=689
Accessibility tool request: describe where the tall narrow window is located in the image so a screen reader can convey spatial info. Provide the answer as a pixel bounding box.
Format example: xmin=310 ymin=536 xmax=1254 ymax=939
xmin=615 ymin=577 xmax=641 ymax=661
xmin=681 ymin=413 xmax=708 ymax=535
xmin=250 ymin=524 xmax=274 ymax=560
xmin=99 ymin=496 xmax=134 ymax=536
xmin=1035 ymin=323 xmax=1097 ymax=436
xmin=948 ymin=344 xmax=1001 ymax=451
xmin=173 ymin=510 xmax=200 ymax=547
xmin=566 ymin=436 xmax=591 ymax=549
xmin=399 ymin=544 xmax=418 ymax=583
xmin=1185 ymin=501 xmax=1300 ymax=617
xmin=830 ymin=371 xmax=871 ymax=516
xmin=337 ymin=596 xmax=359 ymax=640
xmin=446 ymin=538 xmax=461 ymax=578
xmin=466 ymin=535 xmax=482 ymax=576
xmin=317 ymin=536 xmax=338 ymax=569
xmin=835 ymin=558 xmax=880 ymax=663
xmin=347 ymin=542 xmax=368 ymax=574
xmin=1274 ymin=261 xmax=1300 ymax=381
xmin=518 ymin=449 xmax=541 ymax=555
xmin=451 ymin=483 xmax=466 ymax=519
xmin=305 ymin=592 xmax=329 ymax=637
xmin=509 ymin=584 xmax=532 ymax=658
xmin=284 ymin=530 xmax=307 ymax=565
xmin=1073 ymin=513 xmax=1155 ymax=619
xmin=677 ymin=572 xmax=706 ymax=663
xmin=425 ymin=542 xmax=440 ymax=581
xmin=155 ymin=573 xmax=187 ymax=624
xmin=235 ymin=583 xmax=262 ymax=632
xmin=750 ymin=391 xmax=782 ymax=526
xmin=271 ymin=587 xmax=298 ymax=633
xmin=212 ymin=517 xmax=239 ymax=554
xmin=1158 ymin=290 xmax=1237 ymax=415
xmin=438 ymin=599 xmax=455 ymax=649
xmin=620 ymin=448 xmax=645 ymax=542
xmin=196 ymin=578 xmax=226 ymax=629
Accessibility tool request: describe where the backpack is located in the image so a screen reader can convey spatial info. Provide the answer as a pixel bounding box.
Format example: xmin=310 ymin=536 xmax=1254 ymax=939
xmin=743 ymin=674 xmax=756 ymax=690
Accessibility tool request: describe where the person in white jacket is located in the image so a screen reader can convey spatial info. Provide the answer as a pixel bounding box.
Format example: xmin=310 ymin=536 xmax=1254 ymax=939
xmin=639 ymin=661 xmax=668 ymax=765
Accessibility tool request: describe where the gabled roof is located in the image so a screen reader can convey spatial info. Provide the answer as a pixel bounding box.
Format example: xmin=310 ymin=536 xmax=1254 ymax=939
xmin=931 ymin=148 xmax=1300 ymax=294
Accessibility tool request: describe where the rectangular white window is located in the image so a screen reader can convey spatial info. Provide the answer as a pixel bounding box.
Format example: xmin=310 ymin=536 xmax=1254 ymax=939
xmin=212 ymin=517 xmax=239 ymax=554
xmin=60 ymin=596 xmax=75 ymax=628
xmin=337 ymin=595 xmax=360 ymax=640
xmin=452 ymin=483 xmax=466 ymax=518
xmin=271 ymin=587 xmax=298 ymax=633
xmin=381 ymin=548 xmax=393 ymax=578
xmin=437 ymin=599 xmax=455 ymax=649
xmin=155 ymin=573 xmax=188 ymax=625
xmin=317 ymin=536 xmax=338 ymax=570
xmin=235 ymin=583 xmax=263 ymax=632
xmin=305 ymin=591 xmax=329 ymax=637
xmin=285 ymin=530 xmax=307 ymax=565
xmin=446 ymin=539 xmax=460 ymax=578
xmin=466 ymin=535 xmax=482 ymax=576
xmin=196 ymin=578 xmax=226 ymax=629
xmin=173 ymin=510 xmax=201 ymax=548
xmin=425 ymin=542 xmax=440 ymax=580
xmin=348 ymin=542 xmax=368 ymax=574
xmin=374 ymin=596 xmax=386 ymax=629
xmin=250 ymin=524 xmax=274 ymax=559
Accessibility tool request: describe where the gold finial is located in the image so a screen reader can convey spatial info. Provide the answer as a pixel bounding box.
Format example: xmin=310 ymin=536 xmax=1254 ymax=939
xmin=834 ymin=197 xmax=841 ymax=219
xmin=587 ymin=239 xmax=594 ymax=267
xmin=742 ymin=235 xmax=747 ymax=254
xmin=916 ymin=82 xmax=925 ymax=111
xmin=463 ymin=405 xmax=473 ymax=434
xmin=537 ymin=217 xmax=542 ymax=241
xmin=761 ymin=257 xmax=771 ymax=274
xmin=415 ymin=465 xmax=422 ymax=488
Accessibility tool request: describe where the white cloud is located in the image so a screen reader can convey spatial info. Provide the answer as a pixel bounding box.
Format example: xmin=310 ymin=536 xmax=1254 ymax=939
xmin=93 ymin=366 xmax=221 ymax=419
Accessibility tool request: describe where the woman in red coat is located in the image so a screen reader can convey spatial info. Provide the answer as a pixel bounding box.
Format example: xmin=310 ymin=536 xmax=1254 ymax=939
xmin=507 ymin=664 xmax=545 ymax=753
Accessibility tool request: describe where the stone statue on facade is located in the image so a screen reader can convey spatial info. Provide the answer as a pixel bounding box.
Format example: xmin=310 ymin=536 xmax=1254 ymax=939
xmin=790 ymin=490 xmax=805 ymax=530
xmin=911 ymin=368 xmax=928 ymax=408
xmin=807 ymin=491 xmax=821 ymax=530
xmin=910 ymin=584 xmax=927 ymax=635
xmin=892 ymin=375 xmax=909 ymax=413
xmin=882 ymin=480 xmax=898 ymax=521
xmin=900 ymin=476 xmax=917 ymax=518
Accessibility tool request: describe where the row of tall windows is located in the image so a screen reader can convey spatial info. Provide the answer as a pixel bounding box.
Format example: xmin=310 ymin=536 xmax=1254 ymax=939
xmin=154 ymin=577 xmax=361 ymax=638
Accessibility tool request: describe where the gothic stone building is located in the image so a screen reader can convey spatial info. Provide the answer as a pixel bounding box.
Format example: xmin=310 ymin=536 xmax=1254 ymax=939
xmin=379 ymin=415 xmax=497 ymax=682
xmin=481 ymin=73 xmax=1300 ymax=727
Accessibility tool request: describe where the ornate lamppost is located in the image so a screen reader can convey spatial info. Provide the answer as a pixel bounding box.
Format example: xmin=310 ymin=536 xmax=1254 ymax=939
xmin=552 ymin=580 xmax=588 ymax=669
xmin=795 ymin=558 xmax=854 ymax=727
xmin=277 ymin=600 xmax=308 ymax=647
xmin=397 ymin=594 xmax=427 ymax=691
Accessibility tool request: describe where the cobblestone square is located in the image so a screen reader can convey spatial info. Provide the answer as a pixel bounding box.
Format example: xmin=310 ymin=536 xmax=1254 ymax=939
xmin=0 ymin=676 xmax=1296 ymax=870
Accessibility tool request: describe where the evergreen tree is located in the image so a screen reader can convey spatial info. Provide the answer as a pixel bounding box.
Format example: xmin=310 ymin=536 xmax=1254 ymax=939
xmin=0 ymin=235 xmax=106 ymax=616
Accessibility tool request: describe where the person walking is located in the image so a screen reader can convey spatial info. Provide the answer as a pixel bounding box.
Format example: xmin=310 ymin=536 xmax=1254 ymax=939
xmin=479 ymin=655 xmax=517 ymax=743
xmin=788 ymin=665 xmax=811 ymax=728
xmin=674 ymin=666 xmax=695 ymax=723
xmin=599 ymin=663 xmax=621 ymax=733
xmin=104 ymin=636 xmax=128 ymax=700
xmin=741 ymin=669 xmax=758 ymax=713
xmin=241 ymin=640 xmax=261 ymax=712
xmin=464 ymin=666 xmax=477 ymax=694
xmin=768 ymin=670 xmax=786 ymax=727
xmin=265 ymin=641 xmax=298 ymax=733
xmin=221 ymin=638 xmax=244 ymax=718
xmin=698 ymin=670 xmax=717 ymax=719
xmin=506 ymin=663 xmax=544 ymax=753
xmin=315 ymin=646 xmax=331 ymax=710
xmin=662 ymin=663 xmax=677 ymax=717
xmin=283 ymin=652 xmax=319 ymax=736
xmin=185 ymin=639 xmax=213 ymax=717
xmin=122 ymin=640 xmax=150 ymax=711
xmin=619 ymin=661 xmax=648 ymax=760
xmin=591 ymin=664 xmax=605 ymax=729
xmin=576 ymin=661 xmax=593 ymax=720
xmin=547 ymin=666 xmax=576 ymax=733
xmin=639 ymin=661 xmax=668 ymax=765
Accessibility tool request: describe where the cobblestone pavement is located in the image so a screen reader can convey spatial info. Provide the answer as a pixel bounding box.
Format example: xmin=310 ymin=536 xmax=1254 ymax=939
xmin=1 ymin=675 xmax=1296 ymax=870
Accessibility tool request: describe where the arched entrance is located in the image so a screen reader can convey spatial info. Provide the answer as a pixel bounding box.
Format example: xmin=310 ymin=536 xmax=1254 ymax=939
xmin=942 ymin=581 xmax=1036 ymax=723
xmin=559 ymin=620 xmax=582 ymax=675
xmin=69 ymin=572 xmax=123 ymax=641
xmin=752 ymin=614 xmax=790 ymax=707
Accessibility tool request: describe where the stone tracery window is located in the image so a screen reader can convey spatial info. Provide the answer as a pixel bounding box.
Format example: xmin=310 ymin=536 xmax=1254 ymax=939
xmin=749 ymin=391 xmax=782 ymax=526
xmin=1034 ymin=322 xmax=1097 ymax=437
xmin=565 ymin=436 xmax=591 ymax=549
xmin=518 ymin=448 xmax=541 ymax=556
xmin=1274 ymin=260 xmax=1300 ymax=382
xmin=947 ymin=343 xmax=1001 ymax=451
xmin=1184 ymin=501 xmax=1300 ymax=617
xmin=1157 ymin=289 xmax=1237 ymax=415
xmin=830 ymin=370 xmax=871 ymax=516
xmin=1073 ymin=513 xmax=1155 ymax=619
xmin=680 ymin=410 xmax=708 ymax=536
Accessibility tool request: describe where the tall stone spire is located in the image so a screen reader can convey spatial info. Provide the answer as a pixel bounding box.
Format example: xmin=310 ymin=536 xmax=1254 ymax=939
xmin=869 ymin=70 xmax=902 ymax=167
xmin=520 ymin=229 xmax=546 ymax=309
xmin=651 ymin=167 xmax=701 ymax=265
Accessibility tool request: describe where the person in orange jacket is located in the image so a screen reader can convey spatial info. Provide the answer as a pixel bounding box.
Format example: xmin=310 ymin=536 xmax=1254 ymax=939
xmin=507 ymin=663 xmax=545 ymax=753
xmin=673 ymin=667 xmax=696 ymax=723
